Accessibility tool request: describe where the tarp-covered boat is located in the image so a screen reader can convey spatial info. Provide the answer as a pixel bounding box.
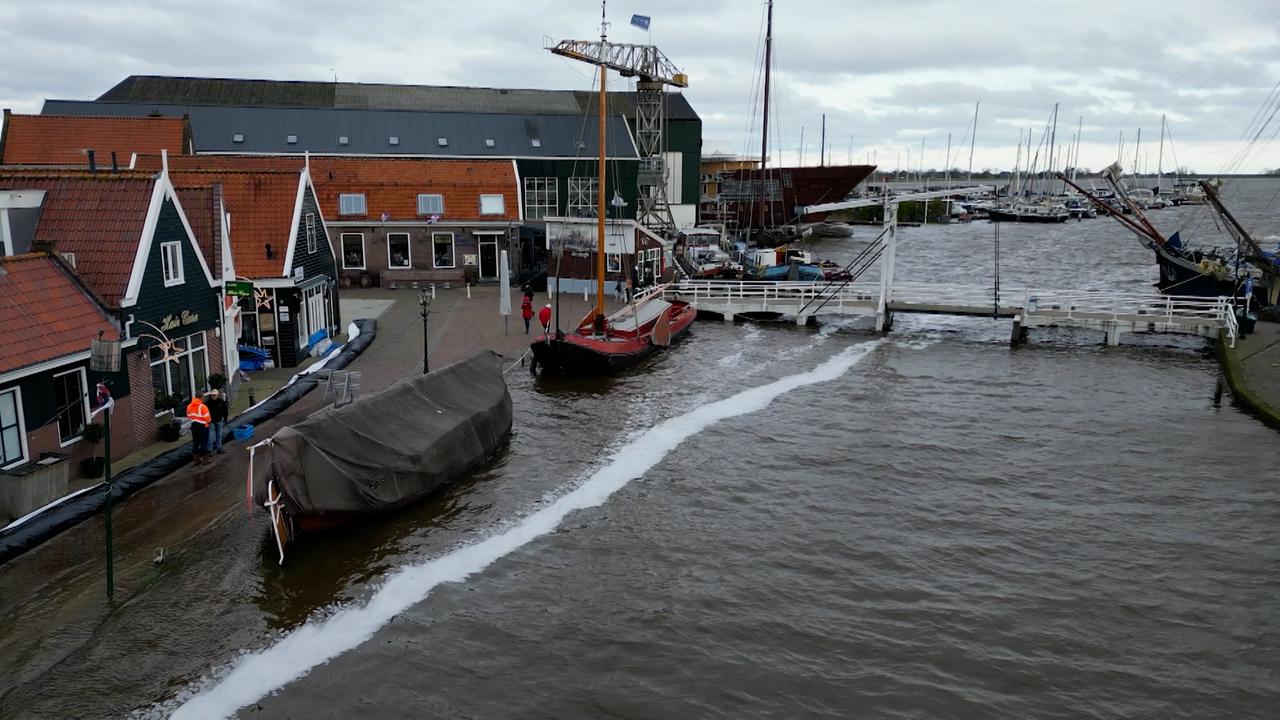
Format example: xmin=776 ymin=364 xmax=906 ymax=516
xmin=252 ymin=350 xmax=512 ymax=563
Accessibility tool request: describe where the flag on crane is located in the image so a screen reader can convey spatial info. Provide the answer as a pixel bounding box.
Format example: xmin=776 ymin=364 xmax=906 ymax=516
xmin=630 ymin=14 xmax=650 ymax=30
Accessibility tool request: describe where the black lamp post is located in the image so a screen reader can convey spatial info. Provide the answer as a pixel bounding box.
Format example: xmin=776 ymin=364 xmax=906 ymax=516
xmin=418 ymin=288 xmax=431 ymax=374
xmin=89 ymin=331 xmax=121 ymax=600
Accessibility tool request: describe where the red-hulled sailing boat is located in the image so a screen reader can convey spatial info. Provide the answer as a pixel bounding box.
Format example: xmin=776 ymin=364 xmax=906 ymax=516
xmin=530 ymin=5 xmax=697 ymax=375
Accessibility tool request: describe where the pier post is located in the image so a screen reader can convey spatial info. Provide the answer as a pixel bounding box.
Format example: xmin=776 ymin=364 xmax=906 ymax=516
xmin=875 ymin=202 xmax=899 ymax=334
xmin=1010 ymin=318 xmax=1026 ymax=348
xmin=1104 ymin=320 xmax=1122 ymax=346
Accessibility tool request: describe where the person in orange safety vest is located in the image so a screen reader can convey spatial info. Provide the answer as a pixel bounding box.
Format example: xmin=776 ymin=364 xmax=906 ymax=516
xmin=186 ymin=394 xmax=212 ymax=465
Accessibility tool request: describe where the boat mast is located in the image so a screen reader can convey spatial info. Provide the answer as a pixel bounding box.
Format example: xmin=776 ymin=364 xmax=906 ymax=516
xmin=967 ymin=102 xmax=978 ymax=183
xmin=594 ymin=1 xmax=608 ymax=323
xmin=1047 ymin=102 xmax=1058 ymax=190
xmin=1156 ymin=114 xmax=1166 ymax=193
xmin=944 ymin=131 xmax=952 ymax=191
xmin=1071 ymin=115 xmax=1082 ymax=183
xmin=756 ymin=0 xmax=774 ymax=233
xmin=820 ymin=113 xmax=826 ymax=167
xmin=1013 ymin=128 xmax=1022 ymax=198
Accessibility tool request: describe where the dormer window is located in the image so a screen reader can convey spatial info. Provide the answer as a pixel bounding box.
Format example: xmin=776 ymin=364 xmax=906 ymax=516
xmin=437 ymin=137 xmax=448 ymax=147
xmin=339 ymin=193 xmax=367 ymax=215
xmin=388 ymin=136 xmax=400 ymax=146
xmin=286 ymin=134 xmax=298 ymax=144
xmin=232 ymin=133 xmax=245 ymax=143
xmin=417 ymin=193 xmax=444 ymax=215
xmin=338 ymin=135 xmax=349 ymax=146
xmin=530 ymin=138 xmax=542 ymax=148
xmin=484 ymin=138 xmax=496 ymax=148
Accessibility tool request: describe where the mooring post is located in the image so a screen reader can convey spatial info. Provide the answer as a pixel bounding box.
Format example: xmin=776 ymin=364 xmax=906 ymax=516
xmin=875 ymin=202 xmax=899 ymax=333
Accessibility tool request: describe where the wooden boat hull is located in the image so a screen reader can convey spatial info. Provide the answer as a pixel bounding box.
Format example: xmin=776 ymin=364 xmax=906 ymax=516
xmin=987 ymin=208 xmax=1069 ymax=223
xmin=530 ymin=301 xmax=696 ymax=375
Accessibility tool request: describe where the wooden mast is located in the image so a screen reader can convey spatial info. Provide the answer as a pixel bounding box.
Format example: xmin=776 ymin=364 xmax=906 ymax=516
xmin=595 ymin=2 xmax=608 ymax=322
xmin=756 ymin=0 xmax=774 ymax=233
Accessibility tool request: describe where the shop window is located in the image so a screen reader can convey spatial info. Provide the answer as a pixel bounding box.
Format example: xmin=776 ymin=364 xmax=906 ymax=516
xmin=432 ymin=232 xmax=455 ymax=268
xmin=341 ymin=233 xmax=365 ymax=269
xmin=0 ymin=387 xmax=27 ymax=469
xmin=523 ymin=177 xmax=557 ymax=220
xmin=387 ymin=233 xmax=411 ymax=268
xmin=161 ymin=241 xmax=184 ymax=286
xmin=150 ymin=332 xmax=210 ymax=411
xmin=417 ymin=194 xmax=444 ymax=215
xmin=53 ymin=368 xmax=88 ymax=446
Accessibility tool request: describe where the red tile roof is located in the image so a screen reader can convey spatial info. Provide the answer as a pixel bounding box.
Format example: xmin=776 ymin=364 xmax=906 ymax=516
xmin=174 ymin=184 xmax=223 ymax=278
xmin=0 ymin=112 xmax=190 ymax=166
xmin=0 ymin=170 xmax=158 ymax=306
xmin=0 ymin=253 xmax=118 ymax=375
xmin=166 ymin=168 xmax=301 ymax=278
xmin=139 ymin=154 xmax=520 ymax=223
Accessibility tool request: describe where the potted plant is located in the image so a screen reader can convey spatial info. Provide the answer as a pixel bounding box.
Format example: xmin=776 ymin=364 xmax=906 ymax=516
xmin=79 ymin=422 xmax=106 ymax=478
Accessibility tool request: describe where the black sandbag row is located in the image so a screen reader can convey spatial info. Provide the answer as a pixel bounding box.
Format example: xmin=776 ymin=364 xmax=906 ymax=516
xmin=0 ymin=319 xmax=377 ymax=567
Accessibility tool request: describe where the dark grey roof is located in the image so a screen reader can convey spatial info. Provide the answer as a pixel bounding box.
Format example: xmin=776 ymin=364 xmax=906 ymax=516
xmin=98 ymin=75 xmax=700 ymax=121
xmin=41 ymin=100 xmax=640 ymax=158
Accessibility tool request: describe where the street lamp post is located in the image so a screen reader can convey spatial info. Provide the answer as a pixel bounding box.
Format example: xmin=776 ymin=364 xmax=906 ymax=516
xmin=89 ymin=333 xmax=121 ymax=600
xmin=418 ymin=288 xmax=431 ymax=374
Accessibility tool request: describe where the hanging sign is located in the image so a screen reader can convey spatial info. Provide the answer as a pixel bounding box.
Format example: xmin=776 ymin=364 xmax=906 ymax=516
xmin=225 ymin=280 xmax=254 ymax=297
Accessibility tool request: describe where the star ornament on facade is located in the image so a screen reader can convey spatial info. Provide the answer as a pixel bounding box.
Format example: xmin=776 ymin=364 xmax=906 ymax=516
xmin=255 ymin=288 xmax=273 ymax=310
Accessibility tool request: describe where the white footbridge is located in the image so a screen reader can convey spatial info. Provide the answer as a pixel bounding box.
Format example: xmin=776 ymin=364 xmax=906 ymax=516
xmin=645 ymin=188 xmax=1239 ymax=347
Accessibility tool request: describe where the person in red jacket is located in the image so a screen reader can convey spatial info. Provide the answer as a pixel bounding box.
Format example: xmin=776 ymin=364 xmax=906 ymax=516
xmin=520 ymin=292 xmax=534 ymax=334
xmin=537 ymin=303 xmax=553 ymax=334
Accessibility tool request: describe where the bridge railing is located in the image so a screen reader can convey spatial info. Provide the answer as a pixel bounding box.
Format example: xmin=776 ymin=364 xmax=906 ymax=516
xmin=1020 ymin=289 xmax=1231 ymax=322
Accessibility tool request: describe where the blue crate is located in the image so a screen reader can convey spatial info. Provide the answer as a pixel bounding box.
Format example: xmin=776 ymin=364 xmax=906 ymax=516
xmin=232 ymin=425 xmax=255 ymax=441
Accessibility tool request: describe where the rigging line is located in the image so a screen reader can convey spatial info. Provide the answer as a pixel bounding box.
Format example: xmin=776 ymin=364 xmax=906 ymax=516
xmin=1222 ymin=88 xmax=1280 ymax=175
xmin=1220 ymin=78 xmax=1280 ymax=173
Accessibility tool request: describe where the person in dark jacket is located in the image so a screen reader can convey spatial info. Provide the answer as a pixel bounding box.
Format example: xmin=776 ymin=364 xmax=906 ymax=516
xmin=206 ymin=389 xmax=229 ymax=454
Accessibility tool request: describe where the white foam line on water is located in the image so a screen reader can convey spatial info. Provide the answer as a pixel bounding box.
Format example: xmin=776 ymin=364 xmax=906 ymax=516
xmin=168 ymin=340 xmax=881 ymax=719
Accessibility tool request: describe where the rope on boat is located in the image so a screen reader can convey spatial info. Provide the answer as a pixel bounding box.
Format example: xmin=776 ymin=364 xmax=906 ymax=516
xmin=502 ymin=349 xmax=532 ymax=375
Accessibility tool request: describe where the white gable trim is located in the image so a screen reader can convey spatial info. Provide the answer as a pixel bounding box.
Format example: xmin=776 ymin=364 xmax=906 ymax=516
xmin=219 ymin=198 xmax=236 ymax=282
xmin=121 ymin=171 xmax=219 ymax=307
xmin=280 ymin=171 xmax=307 ymax=277
xmin=301 ymin=168 xmax=336 ymax=268
xmin=512 ymin=159 xmax=525 ymax=223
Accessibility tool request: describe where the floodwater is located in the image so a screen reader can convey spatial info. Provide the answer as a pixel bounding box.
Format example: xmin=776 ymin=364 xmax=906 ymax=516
xmin=2 ymin=181 xmax=1279 ymax=719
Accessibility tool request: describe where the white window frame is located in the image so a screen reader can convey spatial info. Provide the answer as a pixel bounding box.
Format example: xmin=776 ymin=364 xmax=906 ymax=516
xmin=340 ymin=232 xmax=365 ymax=270
xmin=417 ymin=194 xmax=444 ymax=216
xmin=567 ymin=177 xmax=598 ymax=217
xmin=305 ymin=213 xmax=317 ymax=253
xmin=387 ymin=232 xmax=412 ymax=269
xmin=432 ymin=232 xmax=456 ymax=269
xmin=149 ymin=332 xmax=210 ymax=417
xmin=339 ymin=194 xmax=367 ymax=216
xmin=161 ymin=241 xmax=184 ymax=287
xmin=479 ymin=194 xmax=505 ymax=216
xmin=52 ymin=367 xmax=89 ymax=447
xmin=523 ymin=177 xmax=557 ymax=220
xmin=0 ymin=386 xmax=29 ymax=470
xmin=606 ymin=253 xmax=622 ymax=273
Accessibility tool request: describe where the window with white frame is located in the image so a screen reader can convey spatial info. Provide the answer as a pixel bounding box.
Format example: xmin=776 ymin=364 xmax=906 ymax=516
xmin=53 ymin=368 xmax=88 ymax=445
xmin=161 ymin=241 xmax=184 ymax=286
xmin=479 ymin=194 xmax=505 ymax=216
xmin=606 ymin=253 xmax=622 ymax=273
xmin=341 ymin=233 xmax=365 ymax=269
xmin=0 ymin=387 xmax=27 ymax=469
xmin=305 ymin=213 xmax=317 ymax=253
xmin=567 ymin=177 xmax=598 ymax=217
xmin=150 ymin=332 xmax=209 ymax=410
xmin=387 ymin=233 xmax=411 ymax=268
xmin=432 ymin=232 xmax=455 ymax=268
xmin=523 ymin=177 xmax=557 ymax=219
xmin=339 ymin=194 xmax=366 ymax=215
xmin=417 ymin=194 xmax=444 ymax=215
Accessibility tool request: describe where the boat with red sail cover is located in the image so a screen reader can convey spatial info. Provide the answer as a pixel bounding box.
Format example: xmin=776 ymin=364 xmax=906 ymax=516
xmin=530 ymin=291 xmax=696 ymax=374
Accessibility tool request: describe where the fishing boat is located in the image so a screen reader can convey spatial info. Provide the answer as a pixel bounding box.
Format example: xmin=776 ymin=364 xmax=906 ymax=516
xmin=530 ymin=8 xmax=697 ymax=376
xmin=1061 ymin=166 xmax=1276 ymax=301
xmin=252 ymin=351 xmax=513 ymax=563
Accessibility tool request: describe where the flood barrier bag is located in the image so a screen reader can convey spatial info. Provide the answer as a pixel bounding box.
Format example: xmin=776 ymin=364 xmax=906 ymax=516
xmin=0 ymin=319 xmax=378 ymax=566
xmin=257 ymin=350 xmax=512 ymax=517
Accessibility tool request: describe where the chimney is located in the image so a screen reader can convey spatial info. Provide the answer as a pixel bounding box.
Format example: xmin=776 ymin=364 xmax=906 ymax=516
xmin=87 ymin=149 xmax=97 ymax=173
xmin=110 ymin=151 xmax=119 ymax=172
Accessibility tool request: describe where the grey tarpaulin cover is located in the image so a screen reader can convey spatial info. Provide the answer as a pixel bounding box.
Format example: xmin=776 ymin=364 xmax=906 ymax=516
xmin=258 ymin=350 xmax=512 ymax=517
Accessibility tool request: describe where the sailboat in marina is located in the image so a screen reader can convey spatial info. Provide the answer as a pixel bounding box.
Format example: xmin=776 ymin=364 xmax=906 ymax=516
xmin=529 ymin=5 xmax=697 ymax=375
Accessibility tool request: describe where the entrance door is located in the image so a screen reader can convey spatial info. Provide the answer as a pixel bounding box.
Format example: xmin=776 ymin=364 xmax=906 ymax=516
xmin=479 ymin=240 xmax=498 ymax=280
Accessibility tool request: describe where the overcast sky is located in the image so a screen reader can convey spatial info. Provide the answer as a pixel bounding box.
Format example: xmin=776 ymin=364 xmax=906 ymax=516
xmin=3 ymin=0 xmax=1279 ymax=173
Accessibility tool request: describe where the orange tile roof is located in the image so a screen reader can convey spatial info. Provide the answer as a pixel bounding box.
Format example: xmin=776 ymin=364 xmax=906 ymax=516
xmin=174 ymin=184 xmax=222 ymax=278
xmin=138 ymin=154 xmax=519 ymax=223
xmin=0 ymin=253 xmax=118 ymax=375
xmin=0 ymin=170 xmax=158 ymax=306
xmin=0 ymin=112 xmax=189 ymax=166
xmin=309 ymin=157 xmax=519 ymax=223
xmin=166 ymin=168 xmax=301 ymax=278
